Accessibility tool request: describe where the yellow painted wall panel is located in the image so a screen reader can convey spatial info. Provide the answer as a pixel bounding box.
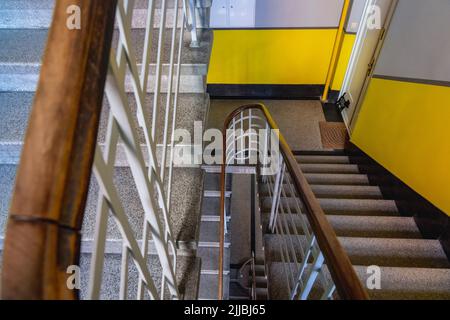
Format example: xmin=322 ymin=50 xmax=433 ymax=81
xmin=352 ymin=78 xmax=450 ymax=215
xmin=331 ymin=33 xmax=356 ymax=90
xmin=207 ymin=29 xmax=338 ymax=85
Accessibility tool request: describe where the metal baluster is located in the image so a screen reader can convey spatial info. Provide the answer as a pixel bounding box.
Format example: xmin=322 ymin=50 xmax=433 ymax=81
xmin=120 ymin=245 xmax=130 ymax=300
xmin=188 ymin=0 xmax=199 ymax=47
xmin=105 ymin=59 xmax=179 ymax=298
xmin=88 ymin=115 xmax=120 ymax=299
xmin=299 ymin=250 xmax=325 ymax=300
xmin=269 ymin=161 xmax=285 ymax=232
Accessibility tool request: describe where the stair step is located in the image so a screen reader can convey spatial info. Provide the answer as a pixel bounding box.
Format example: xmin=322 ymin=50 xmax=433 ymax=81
xmin=255 ymin=287 xmax=269 ymax=300
xmin=198 ymin=220 xmax=230 ymax=245
xmin=319 ymin=198 xmax=398 ymax=215
xmin=260 ymin=183 xmax=383 ymax=199
xmin=201 ymin=196 xmax=230 ymax=217
xmin=0 ymin=0 xmax=202 ymax=10
xmin=353 ymin=265 xmax=450 ymax=300
xmin=0 ymin=6 xmax=210 ymax=29
xmin=268 ymin=262 xmax=450 ymax=300
xmin=77 ymin=253 xmax=200 ymax=300
xmin=0 ymin=93 xmax=207 ymax=151
xmin=311 ymin=185 xmax=383 ymax=199
xmin=204 ymin=172 xmax=232 ymax=191
xmin=265 ymin=234 xmax=450 ymax=269
xmin=252 ymin=276 xmax=269 ymax=288
xmin=300 ymin=163 xmax=369 ymax=174
xmin=296 ymin=155 xmax=368 ymax=165
xmin=305 ymin=173 xmax=370 ymax=186
xmin=262 ymin=214 xmax=422 ymax=239
xmin=261 ymin=197 xmax=399 ymax=216
xmin=80 ymin=167 xmax=203 ymax=242
xmin=199 ymin=273 xmax=229 ymax=300
xmin=197 ymin=246 xmax=230 ymax=272
xmin=0 ymin=28 xmax=212 ymax=65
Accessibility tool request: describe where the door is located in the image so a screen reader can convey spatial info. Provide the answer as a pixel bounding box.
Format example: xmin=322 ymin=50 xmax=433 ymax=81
xmin=210 ymin=0 xmax=228 ymax=28
xmin=211 ymin=0 xmax=256 ymax=28
xmin=339 ymin=0 xmax=398 ymax=131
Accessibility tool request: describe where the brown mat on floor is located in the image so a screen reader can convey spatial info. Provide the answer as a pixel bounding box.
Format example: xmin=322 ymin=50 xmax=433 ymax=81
xmin=319 ymin=122 xmax=350 ymax=149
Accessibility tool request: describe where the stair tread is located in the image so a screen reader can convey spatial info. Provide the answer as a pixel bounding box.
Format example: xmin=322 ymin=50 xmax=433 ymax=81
xmin=262 ymin=213 xmax=422 ymax=239
xmin=265 ymin=234 xmax=450 ymax=269
xmin=262 ymin=197 xmax=399 ymax=216
xmin=0 ymin=28 xmax=212 ymax=65
xmin=260 ymin=183 xmax=383 ymax=199
xmin=199 ymin=273 xmax=229 ymax=300
xmin=197 ymin=246 xmax=230 ymax=272
xmin=299 ymin=163 xmax=382 ymax=174
xmin=304 ymin=173 xmax=370 ymax=185
xmin=268 ymin=261 xmax=450 ymax=300
xmin=0 ymin=92 xmax=207 ymax=146
xmin=199 ymin=220 xmax=230 ymax=245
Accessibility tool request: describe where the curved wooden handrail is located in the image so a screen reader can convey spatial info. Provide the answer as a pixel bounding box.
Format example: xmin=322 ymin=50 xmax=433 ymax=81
xmin=218 ymin=103 xmax=369 ymax=300
xmin=1 ymin=0 xmax=117 ymax=299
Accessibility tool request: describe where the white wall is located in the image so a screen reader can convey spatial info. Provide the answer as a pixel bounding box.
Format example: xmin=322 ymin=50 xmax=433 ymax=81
xmin=255 ymin=0 xmax=344 ymax=28
xmin=211 ymin=0 xmax=366 ymax=29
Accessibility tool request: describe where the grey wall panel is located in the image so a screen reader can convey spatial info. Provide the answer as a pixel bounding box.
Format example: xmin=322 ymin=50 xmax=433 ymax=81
xmin=346 ymin=0 xmax=366 ymax=33
xmin=374 ymin=0 xmax=450 ymax=82
xmin=254 ymin=0 xmax=344 ymax=28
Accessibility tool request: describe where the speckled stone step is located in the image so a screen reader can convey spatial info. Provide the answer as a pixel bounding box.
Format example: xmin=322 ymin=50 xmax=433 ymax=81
xmin=261 ymin=197 xmax=399 ymax=216
xmin=265 ymin=234 xmax=450 ymax=269
xmin=261 ymin=212 xmax=422 ymax=239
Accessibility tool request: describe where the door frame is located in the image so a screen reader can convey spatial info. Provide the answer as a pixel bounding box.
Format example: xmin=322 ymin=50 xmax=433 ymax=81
xmin=339 ymin=0 xmax=399 ymax=133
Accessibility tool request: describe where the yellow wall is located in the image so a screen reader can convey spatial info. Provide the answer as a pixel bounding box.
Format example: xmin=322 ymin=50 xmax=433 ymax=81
xmin=352 ymin=78 xmax=450 ymax=215
xmin=207 ymin=29 xmax=355 ymax=89
xmin=331 ymin=33 xmax=356 ymax=90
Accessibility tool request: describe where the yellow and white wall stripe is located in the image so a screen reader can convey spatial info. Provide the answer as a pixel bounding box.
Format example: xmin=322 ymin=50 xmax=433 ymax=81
xmin=207 ymin=0 xmax=365 ymax=95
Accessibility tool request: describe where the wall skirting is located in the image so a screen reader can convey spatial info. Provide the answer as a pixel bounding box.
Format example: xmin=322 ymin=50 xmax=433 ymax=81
xmin=207 ymin=84 xmax=340 ymax=101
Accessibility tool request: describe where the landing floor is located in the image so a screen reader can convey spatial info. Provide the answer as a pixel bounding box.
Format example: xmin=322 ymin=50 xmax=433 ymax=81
xmin=207 ymin=99 xmax=339 ymax=151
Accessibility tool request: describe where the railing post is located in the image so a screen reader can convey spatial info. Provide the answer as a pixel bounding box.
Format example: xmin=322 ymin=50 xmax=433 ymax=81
xmin=189 ymin=0 xmax=200 ymax=47
xmin=268 ymin=161 xmax=285 ymax=232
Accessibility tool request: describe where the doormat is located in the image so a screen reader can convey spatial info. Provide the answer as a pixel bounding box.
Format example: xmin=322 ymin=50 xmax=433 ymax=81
xmin=319 ymin=121 xmax=350 ymax=149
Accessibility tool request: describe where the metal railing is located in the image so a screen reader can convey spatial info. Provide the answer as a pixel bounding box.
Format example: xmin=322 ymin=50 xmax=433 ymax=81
xmin=1 ymin=0 xmax=199 ymax=300
xmin=218 ymin=104 xmax=369 ymax=300
xmin=90 ymin=0 xmax=201 ymax=300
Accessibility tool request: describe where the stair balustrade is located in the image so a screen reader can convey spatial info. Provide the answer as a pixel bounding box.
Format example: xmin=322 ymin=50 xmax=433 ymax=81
xmin=1 ymin=0 xmax=199 ymax=300
xmin=218 ymin=104 xmax=369 ymax=300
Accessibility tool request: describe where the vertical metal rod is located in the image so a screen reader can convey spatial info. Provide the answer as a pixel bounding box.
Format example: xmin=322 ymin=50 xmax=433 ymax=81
xmin=322 ymin=0 xmax=351 ymax=101
xmin=120 ymin=245 xmax=130 ymax=300
xmin=188 ymin=0 xmax=199 ymax=47
xmin=299 ymin=251 xmax=325 ymax=300
xmin=167 ymin=0 xmax=187 ymax=211
xmin=269 ymin=162 xmax=285 ymax=231
xmin=151 ymin=0 xmax=168 ymax=140
xmin=161 ymin=0 xmax=180 ymax=180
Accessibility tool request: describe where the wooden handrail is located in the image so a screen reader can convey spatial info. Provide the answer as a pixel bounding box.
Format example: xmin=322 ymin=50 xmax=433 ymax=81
xmin=218 ymin=103 xmax=369 ymax=300
xmin=1 ymin=0 xmax=117 ymax=299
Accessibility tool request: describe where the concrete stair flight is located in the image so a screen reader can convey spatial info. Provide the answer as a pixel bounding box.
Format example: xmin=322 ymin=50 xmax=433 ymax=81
xmin=0 ymin=0 xmax=214 ymax=299
xmin=261 ymin=149 xmax=450 ymax=300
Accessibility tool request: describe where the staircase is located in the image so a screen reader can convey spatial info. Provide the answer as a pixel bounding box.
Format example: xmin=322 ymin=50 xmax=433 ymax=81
xmin=260 ymin=149 xmax=450 ymax=300
xmin=197 ymin=171 xmax=269 ymax=300
xmin=0 ymin=0 xmax=213 ymax=299
xmin=1 ymin=1 xmax=449 ymax=301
